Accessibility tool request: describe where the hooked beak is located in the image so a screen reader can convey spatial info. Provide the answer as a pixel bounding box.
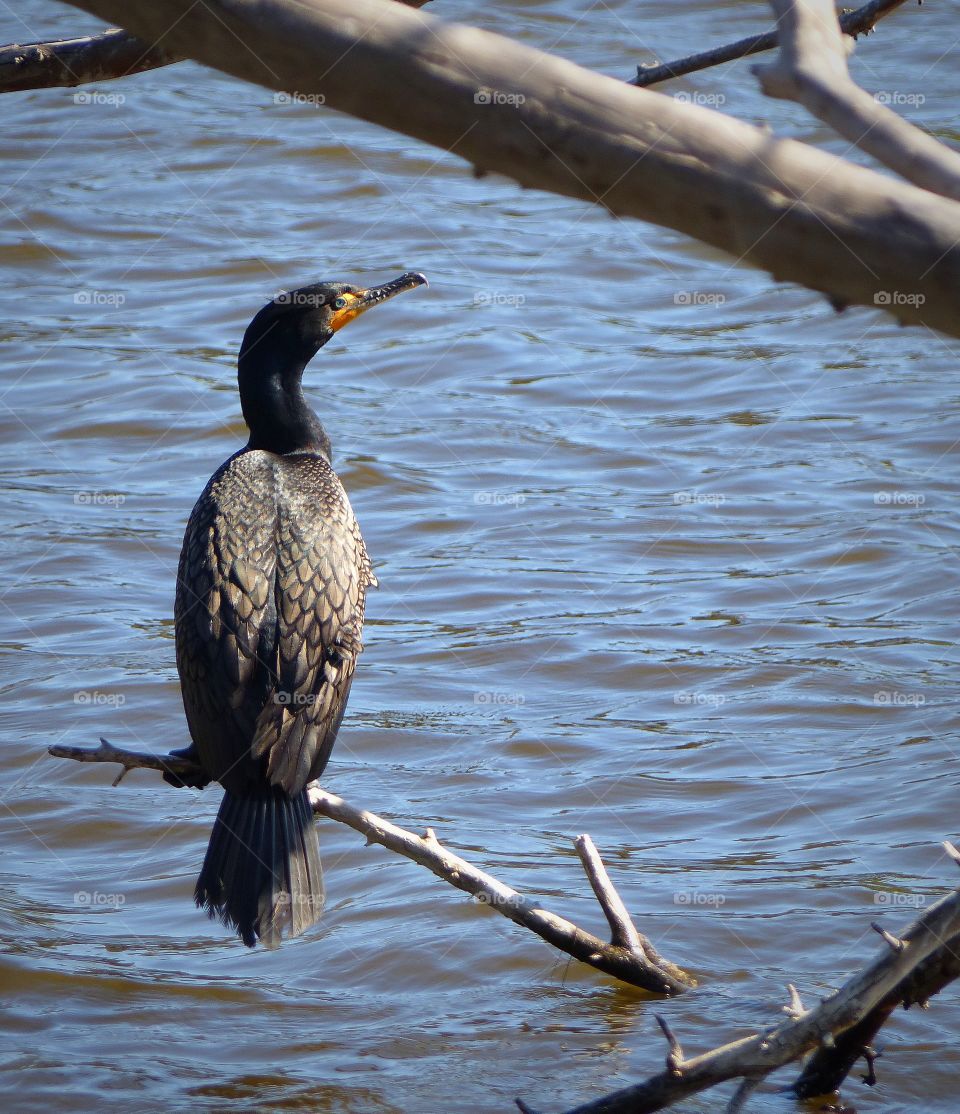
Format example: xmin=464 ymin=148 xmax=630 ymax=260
xmin=329 ymin=271 xmax=428 ymax=333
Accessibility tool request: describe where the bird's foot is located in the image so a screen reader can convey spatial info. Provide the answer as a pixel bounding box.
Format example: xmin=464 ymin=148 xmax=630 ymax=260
xmin=162 ymin=744 xmax=211 ymax=789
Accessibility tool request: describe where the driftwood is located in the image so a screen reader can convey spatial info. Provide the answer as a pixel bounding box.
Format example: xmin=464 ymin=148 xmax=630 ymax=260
xmin=756 ymin=0 xmax=960 ymax=201
xmin=49 ymin=737 xmax=960 ymax=1107
xmin=0 ymin=0 xmax=431 ymax=93
xmin=29 ymin=0 xmax=960 ymax=1101
xmin=7 ymin=0 xmax=956 ymax=329
xmin=0 ymin=27 xmax=177 ymax=92
xmin=48 ymin=738 xmax=694 ymax=995
xmin=528 ymin=861 xmax=960 ymax=1113
xmin=49 ymin=0 xmax=960 ymax=337
xmin=792 ymin=843 xmax=960 ymax=1098
xmin=633 ymin=0 xmax=909 ymax=86
xmin=4 ymin=0 xmax=902 ymax=96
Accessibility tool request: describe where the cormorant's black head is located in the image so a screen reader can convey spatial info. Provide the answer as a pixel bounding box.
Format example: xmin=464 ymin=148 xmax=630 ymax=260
xmin=237 ymin=271 xmax=427 ymax=457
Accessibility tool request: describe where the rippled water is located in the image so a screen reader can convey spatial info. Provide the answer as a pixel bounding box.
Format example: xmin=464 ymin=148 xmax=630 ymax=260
xmin=2 ymin=1 xmax=958 ymax=1111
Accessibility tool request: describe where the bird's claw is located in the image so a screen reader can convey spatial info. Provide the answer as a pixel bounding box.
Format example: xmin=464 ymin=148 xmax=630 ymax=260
xmin=162 ymin=745 xmax=211 ymax=789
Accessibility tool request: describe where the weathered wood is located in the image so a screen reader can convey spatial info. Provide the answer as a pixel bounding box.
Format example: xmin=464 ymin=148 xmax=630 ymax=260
xmin=0 ymin=27 xmax=177 ymax=92
xmin=311 ymin=787 xmax=694 ymax=993
xmin=544 ymin=868 xmax=960 ymax=1113
xmin=50 ymin=736 xmax=194 ymax=785
xmin=0 ymin=1 xmax=431 ymax=94
xmin=49 ymin=738 xmax=695 ymax=994
xmin=793 ymin=849 xmax=960 ymax=1097
xmin=0 ymin=0 xmax=904 ymax=96
xmin=58 ymin=0 xmax=960 ymax=337
xmin=576 ymin=833 xmax=645 ymax=953
xmin=756 ymin=0 xmax=960 ymax=200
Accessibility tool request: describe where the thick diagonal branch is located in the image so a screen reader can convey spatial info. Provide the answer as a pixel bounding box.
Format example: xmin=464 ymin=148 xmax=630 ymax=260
xmin=49 ymin=738 xmax=695 ymax=994
xmin=793 ymin=865 xmax=960 ymax=1096
xmin=538 ymin=877 xmax=960 ymax=1113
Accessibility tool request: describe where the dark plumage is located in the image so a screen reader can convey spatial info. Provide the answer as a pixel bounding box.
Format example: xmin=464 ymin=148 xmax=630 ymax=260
xmin=172 ymin=272 xmax=427 ymax=947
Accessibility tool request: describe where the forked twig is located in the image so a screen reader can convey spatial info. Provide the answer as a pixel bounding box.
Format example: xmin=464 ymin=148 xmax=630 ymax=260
xmin=49 ymin=738 xmax=695 ymax=995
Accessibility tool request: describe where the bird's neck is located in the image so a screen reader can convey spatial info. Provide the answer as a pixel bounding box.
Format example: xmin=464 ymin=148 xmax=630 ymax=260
xmin=238 ymin=354 xmax=331 ymax=458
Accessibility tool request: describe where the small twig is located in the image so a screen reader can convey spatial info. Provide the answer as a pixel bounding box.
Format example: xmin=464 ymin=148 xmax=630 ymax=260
xmin=311 ymin=785 xmax=694 ymax=993
xmin=655 ymin=1015 xmax=685 ymax=1075
xmin=50 ymin=737 xmax=196 ymax=786
xmin=48 ymin=738 xmax=696 ymax=995
xmin=571 ymin=834 xmax=687 ymax=979
xmin=861 ymin=1044 xmax=880 ymax=1086
xmin=575 ymin=833 xmax=644 ymax=952
xmin=632 ymin=0 xmax=909 ymax=86
xmin=872 ymin=921 xmax=906 ymax=953
xmin=783 ymin=983 xmax=806 ymax=1020
xmin=943 ymin=840 xmax=960 ymax=867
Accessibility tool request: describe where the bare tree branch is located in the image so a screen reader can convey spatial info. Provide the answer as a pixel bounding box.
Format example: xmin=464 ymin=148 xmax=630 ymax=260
xmin=0 ymin=0 xmax=432 ymax=94
xmin=311 ymin=787 xmax=694 ymax=993
xmin=792 ymin=843 xmax=960 ymax=1097
xmin=0 ymin=27 xmax=177 ymax=92
xmin=51 ymin=735 xmax=194 ymax=784
xmin=536 ymin=877 xmax=960 ymax=1113
xmin=654 ymin=1013 xmax=686 ymax=1075
xmin=633 ymin=0 xmax=909 ymax=86
xmin=756 ymin=0 xmax=960 ymax=201
xmin=2 ymin=0 xmax=907 ymax=96
xmin=56 ymin=0 xmax=960 ymax=337
xmin=48 ymin=738 xmax=695 ymax=995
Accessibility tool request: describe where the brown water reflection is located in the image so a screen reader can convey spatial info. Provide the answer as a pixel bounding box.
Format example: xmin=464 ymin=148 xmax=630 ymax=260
xmin=1 ymin=1 xmax=958 ymax=1111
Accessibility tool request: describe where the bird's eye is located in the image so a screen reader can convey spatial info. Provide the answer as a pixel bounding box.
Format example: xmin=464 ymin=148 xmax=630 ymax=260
xmin=333 ymin=297 xmax=347 ymax=309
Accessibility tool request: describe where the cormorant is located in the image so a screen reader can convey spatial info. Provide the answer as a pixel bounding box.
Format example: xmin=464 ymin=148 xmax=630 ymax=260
xmin=171 ymin=271 xmax=427 ymax=947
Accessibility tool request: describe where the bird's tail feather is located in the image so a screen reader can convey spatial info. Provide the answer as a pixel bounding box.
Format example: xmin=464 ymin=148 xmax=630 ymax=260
xmin=195 ymin=787 xmax=323 ymax=947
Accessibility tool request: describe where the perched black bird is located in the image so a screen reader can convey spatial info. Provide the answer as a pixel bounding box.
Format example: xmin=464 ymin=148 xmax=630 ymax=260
xmin=172 ymin=272 xmax=427 ymax=947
